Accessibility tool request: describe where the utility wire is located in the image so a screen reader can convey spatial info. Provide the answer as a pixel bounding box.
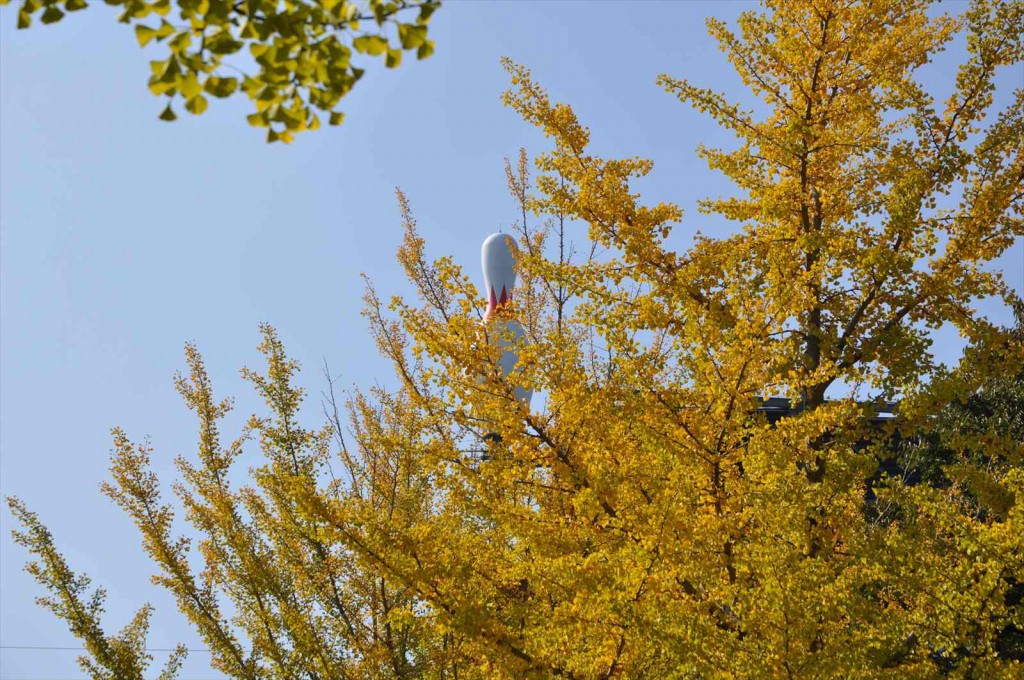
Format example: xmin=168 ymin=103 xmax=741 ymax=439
xmin=1 ymin=645 xmax=211 ymax=652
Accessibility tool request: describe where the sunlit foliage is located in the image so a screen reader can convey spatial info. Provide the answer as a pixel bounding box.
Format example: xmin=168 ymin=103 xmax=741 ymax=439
xmin=8 ymin=0 xmax=1024 ymax=675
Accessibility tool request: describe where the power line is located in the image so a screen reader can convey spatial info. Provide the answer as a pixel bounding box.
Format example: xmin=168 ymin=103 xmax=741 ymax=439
xmin=1 ymin=645 xmax=211 ymax=652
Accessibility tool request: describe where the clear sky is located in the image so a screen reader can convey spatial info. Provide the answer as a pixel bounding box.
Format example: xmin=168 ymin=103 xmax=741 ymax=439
xmin=1 ymin=1 xmax=1021 ymax=678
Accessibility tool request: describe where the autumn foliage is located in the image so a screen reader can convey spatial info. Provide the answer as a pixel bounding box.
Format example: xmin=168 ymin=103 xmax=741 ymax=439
xmin=8 ymin=0 xmax=1024 ymax=676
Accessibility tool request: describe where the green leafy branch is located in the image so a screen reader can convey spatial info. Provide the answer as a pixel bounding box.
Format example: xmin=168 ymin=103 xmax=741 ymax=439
xmin=7 ymin=496 xmax=187 ymax=680
xmin=5 ymin=0 xmax=441 ymax=142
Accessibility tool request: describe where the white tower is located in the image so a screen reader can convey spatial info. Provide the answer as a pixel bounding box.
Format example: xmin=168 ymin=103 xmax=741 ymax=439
xmin=481 ymin=233 xmax=533 ymax=407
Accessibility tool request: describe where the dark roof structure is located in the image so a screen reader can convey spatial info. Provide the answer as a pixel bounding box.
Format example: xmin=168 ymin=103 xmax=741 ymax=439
xmin=755 ymin=397 xmax=898 ymax=425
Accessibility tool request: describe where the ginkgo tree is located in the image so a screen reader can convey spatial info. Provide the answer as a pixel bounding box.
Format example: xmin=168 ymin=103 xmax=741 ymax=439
xmin=8 ymin=0 xmax=1024 ymax=676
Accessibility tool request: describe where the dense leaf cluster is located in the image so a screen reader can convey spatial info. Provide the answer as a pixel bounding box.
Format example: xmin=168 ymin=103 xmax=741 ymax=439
xmin=3 ymin=0 xmax=439 ymax=141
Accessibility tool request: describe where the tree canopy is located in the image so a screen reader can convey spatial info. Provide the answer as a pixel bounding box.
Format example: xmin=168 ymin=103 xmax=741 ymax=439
xmin=7 ymin=0 xmax=1024 ymax=676
xmin=1 ymin=0 xmax=440 ymax=142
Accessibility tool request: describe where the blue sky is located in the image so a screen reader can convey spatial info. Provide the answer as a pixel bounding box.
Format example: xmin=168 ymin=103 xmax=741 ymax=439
xmin=1 ymin=1 xmax=1021 ymax=678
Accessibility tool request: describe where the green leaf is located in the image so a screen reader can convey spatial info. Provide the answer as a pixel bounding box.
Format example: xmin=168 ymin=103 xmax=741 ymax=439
xmin=247 ymin=112 xmax=268 ymax=127
xmin=397 ymin=23 xmax=427 ymax=49
xmin=204 ymin=76 xmax=238 ymax=98
xmin=240 ymin=75 xmax=262 ymax=97
xmin=179 ymin=72 xmax=202 ymax=99
xmin=154 ymin=20 xmax=174 ymax=39
xmin=416 ymin=39 xmax=434 ymax=60
xmin=17 ymin=9 xmax=31 ymax=27
xmin=417 ymin=1 xmax=438 ymax=24
xmin=168 ymin=30 xmax=191 ymax=52
xmin=148 ymin=78 xmax=175 ymax=95
xmin=65 ymin=0 xmax=88 ymax=12
xmin=159 ymin=103 xmax=178 ymax=122
xmin=160 ymin=56 xmax=179 ymax=80
xmin=385 ymin=47 xmax=401 ymax=69
xmin=149 ymin=56 xmax=179 ymax=94
xmin=206 ymin=30 xmax=243 ymax=55
xmin=280 ymin=108 xmax=302 ymax=129
xmin=329 ymin=111 xmax=345 ymax=126
xmin=150 ymin=0 xmax=170 ymax=15
xmin=184 ymin=95 xmax=208 ymax=115
xmin=135 ymin=24 xmax=157 ymax=47
xmin=352 ymin=35 xmax=387 ymax=56
xmin=255 ymin=85 xmax=277 ymax=102
xmin=40 ymin=5 xmax=65 ymax=23
xmin=269 ymin=105 xmax=288 ymax=124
